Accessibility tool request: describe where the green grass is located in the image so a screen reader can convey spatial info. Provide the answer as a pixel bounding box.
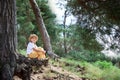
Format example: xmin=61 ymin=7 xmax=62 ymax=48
xmin=59 ymin=58 xmax=103 ymax=79
xmin=100 ymin=67 xmax=120 ymax=80
xmin=18 ymin=49 xmax=26 ymax=56
xmin=51 ymin=58 xmax=120 ymax=80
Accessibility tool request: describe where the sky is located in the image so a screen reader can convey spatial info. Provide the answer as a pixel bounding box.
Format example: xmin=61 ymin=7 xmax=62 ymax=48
xmin=48 ymin=0 xmax=76 ymax=25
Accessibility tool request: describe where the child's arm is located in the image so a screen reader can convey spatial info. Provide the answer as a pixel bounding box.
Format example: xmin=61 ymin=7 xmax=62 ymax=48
xmin=33 ymin=47 xmax=46 ymax=53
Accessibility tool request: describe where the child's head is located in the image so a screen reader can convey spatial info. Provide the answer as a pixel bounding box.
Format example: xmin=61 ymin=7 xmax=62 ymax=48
xmin=29 ymin=34 xmax=38 ymax=43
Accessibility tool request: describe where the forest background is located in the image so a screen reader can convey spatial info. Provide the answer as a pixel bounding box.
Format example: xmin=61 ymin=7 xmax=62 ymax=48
xmin=17 ymin=0 xmax=120 ymax=79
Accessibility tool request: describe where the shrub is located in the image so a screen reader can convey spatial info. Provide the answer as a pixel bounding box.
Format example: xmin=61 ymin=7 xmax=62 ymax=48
xmin=101 ymin=67 xmax=120 ymax=80
xmin=65 ymin=50 xmax=107 ymax=62
xmin=94 ymin=61 xmax=113 ymax=69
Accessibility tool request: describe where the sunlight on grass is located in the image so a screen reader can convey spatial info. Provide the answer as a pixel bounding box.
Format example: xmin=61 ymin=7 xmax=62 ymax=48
xmin=18 ymin=49 xmax=26 ymax=56
xmin=84 ymin=63 xmax=103 ymax=79
xmin=101 ymin=67 xmax=120 ymax=80
xmin=60 ymin=58 xmax=103 ymax=79
xmin=55 ymin=57 xmax=120 ymax=80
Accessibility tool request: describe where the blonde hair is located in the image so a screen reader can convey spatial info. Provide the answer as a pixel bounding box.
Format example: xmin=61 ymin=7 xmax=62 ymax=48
xmin=28 ymin=34 xmax=38 ymax=41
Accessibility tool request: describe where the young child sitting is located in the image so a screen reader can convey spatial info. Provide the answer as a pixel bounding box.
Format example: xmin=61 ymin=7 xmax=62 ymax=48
xmin=26 ymin=34 xmax=46 ymax=59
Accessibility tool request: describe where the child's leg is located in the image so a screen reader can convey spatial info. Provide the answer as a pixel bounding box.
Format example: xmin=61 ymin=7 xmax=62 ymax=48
xmin=37 ymin=52 xmax=46 ymax=59
xmin=28 ymin=51 xmax=38 ymax=58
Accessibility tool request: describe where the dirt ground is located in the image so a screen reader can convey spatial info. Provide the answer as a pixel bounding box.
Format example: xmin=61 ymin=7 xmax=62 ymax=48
xmin=13 ymin=63 xmax=82 ymax=80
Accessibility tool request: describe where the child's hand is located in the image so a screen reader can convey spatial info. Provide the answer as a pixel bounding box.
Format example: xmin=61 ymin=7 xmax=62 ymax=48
xmin=43 ymin=50 xmax=46 ymax=53
xmin=41 ymin=50 xmax=46 ymax=53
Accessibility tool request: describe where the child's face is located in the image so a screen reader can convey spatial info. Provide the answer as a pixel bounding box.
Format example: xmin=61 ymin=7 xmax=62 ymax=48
xmin=31 ymin=37 xmax=37 ymax=43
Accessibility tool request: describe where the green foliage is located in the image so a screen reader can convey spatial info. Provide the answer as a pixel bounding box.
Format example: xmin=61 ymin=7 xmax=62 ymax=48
xmin=54 ymin=24 xmax=104 ymax=59
xmin=18 ymin=49 xmax=26 ymax=56
xmin=66 ymin=0 xmax=120 ymax=51
xmin=72 ymin=25 xmax=103 ymax=52
xmin=16 ymin=0 xmax=60 ymax=49
xmin=84 ymin=62 xmax=103 ymax=79
xmin=94 ymin=61 xmax=113 ymax=69
xmin=101 ymin=67 xmax=120 ymax=80
xmin=64 ymin=50 xmax=106 ymax=62
xmin=66 ymin=0 xmax=120 ymax=25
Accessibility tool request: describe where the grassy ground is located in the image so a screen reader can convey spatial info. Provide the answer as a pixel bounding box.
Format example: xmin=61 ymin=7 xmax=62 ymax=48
xmin=18 ymin=50 xmax=120 ymax=80
xmin=50 ymin=58 xmax=120 ymax=80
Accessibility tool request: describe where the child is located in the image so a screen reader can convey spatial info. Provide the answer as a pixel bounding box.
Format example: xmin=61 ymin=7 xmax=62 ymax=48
xmin=26 ymin=34 xmax=46 ymax=59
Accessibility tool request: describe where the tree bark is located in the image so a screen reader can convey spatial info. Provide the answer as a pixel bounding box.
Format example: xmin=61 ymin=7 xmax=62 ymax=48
xmin=63 ymin=10 xmax=68 ymax=53
xmin=0 ymin=0 xmax=17 ymax=80
xmin=29 ymin=0 xmax=59 ymax=58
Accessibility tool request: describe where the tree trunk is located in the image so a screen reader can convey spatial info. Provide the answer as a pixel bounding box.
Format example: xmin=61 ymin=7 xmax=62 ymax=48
xmin=63 ymin=10 xmax=68 ymax=53
xmin=0 ymin=0 xmax=17 ymax=79
xmin=29 ymin=0 xmax=58 ymax=58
